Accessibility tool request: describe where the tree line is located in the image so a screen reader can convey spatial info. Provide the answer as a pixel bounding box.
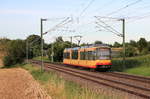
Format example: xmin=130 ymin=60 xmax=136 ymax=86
xmin=1 ymin=34 xmax=150 ymax=66
xmin=113 ymin=38 xmax=150 ymax=57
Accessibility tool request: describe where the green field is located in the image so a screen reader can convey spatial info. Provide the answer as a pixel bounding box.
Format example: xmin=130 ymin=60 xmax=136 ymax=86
xmin=112 ymin=54 xmax=150 ymax=76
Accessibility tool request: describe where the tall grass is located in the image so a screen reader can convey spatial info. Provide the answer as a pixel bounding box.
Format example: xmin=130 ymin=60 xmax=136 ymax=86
xmin=22 ymin=64 xmax=111 ymax=99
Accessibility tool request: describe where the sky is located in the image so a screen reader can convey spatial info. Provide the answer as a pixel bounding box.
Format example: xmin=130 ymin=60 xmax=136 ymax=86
xmin=0 ymin=0 xmax=150 ymax=44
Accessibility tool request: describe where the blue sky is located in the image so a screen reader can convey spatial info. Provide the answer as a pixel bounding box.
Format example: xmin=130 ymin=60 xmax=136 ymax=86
xmin=0 ymin=0 xmax=150 ymax=44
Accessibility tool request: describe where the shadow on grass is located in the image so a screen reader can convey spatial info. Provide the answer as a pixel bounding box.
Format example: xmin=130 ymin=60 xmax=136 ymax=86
xmin=1 ymin=63 xmax=26 ymax=69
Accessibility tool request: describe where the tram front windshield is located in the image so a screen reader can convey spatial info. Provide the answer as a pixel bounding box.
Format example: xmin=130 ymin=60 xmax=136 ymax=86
xmin=96 ymin=48 xmax=111 ymax=60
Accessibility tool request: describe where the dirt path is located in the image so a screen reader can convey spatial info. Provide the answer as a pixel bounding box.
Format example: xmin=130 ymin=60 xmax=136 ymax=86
xmin=0 ymin=68 xmax=51 ymax=99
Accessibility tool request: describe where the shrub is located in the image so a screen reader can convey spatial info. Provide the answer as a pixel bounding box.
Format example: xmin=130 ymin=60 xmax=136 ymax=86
xmin=141 ymin=48 xmax=149 ymax=55
xmin=3 ymin=40 xmax=26 ymax=67
xmin=137 ymin=38 xmax=148 ymax=53
xmin=3 ymin=55 xmax=13 ymax=66
xmin=125 ymin=45 xmax=137 ymax=57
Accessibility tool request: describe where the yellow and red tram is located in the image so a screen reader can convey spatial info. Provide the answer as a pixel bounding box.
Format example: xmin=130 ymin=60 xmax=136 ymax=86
xmin=63 ymin=44 xmax=112 ymax=70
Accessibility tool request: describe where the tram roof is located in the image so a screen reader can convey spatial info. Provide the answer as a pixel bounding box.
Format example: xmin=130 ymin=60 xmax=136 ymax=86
xmin=65 ymin=44 xmax=110 ymax=51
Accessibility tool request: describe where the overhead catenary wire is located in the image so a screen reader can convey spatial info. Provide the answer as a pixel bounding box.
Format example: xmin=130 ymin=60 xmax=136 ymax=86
xmin=126 ymin=13 xmax=150 ymax=23
xmin=95 ymin=16 xmax=123 ymax=37
xmin=95 ymin=0 xmax=117 ymax=11
xmin=67 ymin=0 xmax=96 ymax=37
xmin=45 ymin=17 xmax=68 ymax=22
xmin=95 ymin=9 xmax=150 ymax=21
xmin=93 ymin=0 xmax=125 ymax=14
xmin=42 ymin=0 xmax=150 ymax=45
xmin=106 ymin=0 xmax=143 ymax=16
xmin=78 ymin=0 xmax=95 ymax=17
xmin=95 ymin=16 xmax=122 ymax=20
xmin=95 ymin=16 xmax=122 ymax=35
xmin=43 ymin=17 xmax=73 ymax=35
xmin=113 ymin=2 xmax=150 ymax=19
xmin=95 ymin=22 xmax=122 ymax=37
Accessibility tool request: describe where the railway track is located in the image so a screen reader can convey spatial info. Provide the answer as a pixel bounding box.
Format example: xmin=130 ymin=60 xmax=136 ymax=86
xmin=46 ymin=61 xmax=150 ymax=84
xmin=104 ymin=72 xmax=150 ymax=83
xmin=30 ymin=60 xmax=150 ymax=99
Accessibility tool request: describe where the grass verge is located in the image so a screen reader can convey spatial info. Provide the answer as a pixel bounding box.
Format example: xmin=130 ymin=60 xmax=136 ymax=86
xmin=112 ymin=54 xmax=150 ymax=76
xmin=33 ymin=56 xmax=50 ymax=62
xmin=22 ymin=64 xmax=110 ymax=99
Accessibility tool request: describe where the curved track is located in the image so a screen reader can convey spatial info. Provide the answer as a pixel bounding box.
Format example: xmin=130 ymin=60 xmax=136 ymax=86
xmin=30 ymin=60 xmax=150 ymax=99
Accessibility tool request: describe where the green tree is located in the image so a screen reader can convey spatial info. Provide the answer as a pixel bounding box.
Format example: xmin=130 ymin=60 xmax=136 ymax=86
xmin=26 ymin=34 xmax=41 ymax=45
xmin=47 ymin=36 xmax=73 ymax=62
xmin=26 ymin=34 xmax=42 ymax=58
xmin=137 ymin=38 xmax=148 ymax=53
xmin=125 ymin=45 xmax=137 ymax=57
xmin=56 ymin=36 xmax=63 ymax=42
xmin=147 ymin=41 xmax=150 ymax=51
xmin=113 ymin=42 xmax=122 ymax=48
xmin=130 ymin=40 xmax=137 ymax=47
xmin=94 ymin=41 xmax=102 ymax=44
xmin=0 ymin=38 xmax=10 ymax=52
xmin=3 ymin=40 xmax=26 ymax=66
xmin=0 ymin=38 xmax=10 ymax=44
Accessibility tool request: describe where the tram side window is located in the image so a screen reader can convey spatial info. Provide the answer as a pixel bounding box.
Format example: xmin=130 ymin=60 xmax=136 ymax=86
xmin=80 ymin=52 xmax=85 ymax=60
xmin=88 ymin=51 xmax=94 ymax=60
xmin=72 ymin=50 xmax=78 ymax=59
xmin=85 ymin=51 xmax=88 ymax=60
xmin=64 ymin=52 xmax=70 ymax=59
xmin=84 ymin=51 xmax=96 ymax=60
xmin=92 ymin=51 xmax=96 ymax=60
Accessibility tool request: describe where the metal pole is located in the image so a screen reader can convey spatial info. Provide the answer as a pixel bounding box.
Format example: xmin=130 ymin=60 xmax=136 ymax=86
xmin=122 ymin=19 xmax=126 ymax=69
xmin=41 ymin=19 xmax=44 ymax=72
xmin=70 ymin=36 xmax=72 ymax=48
xmin=78 ymin=40 xmax=81 ymax=46
xmin=26 ymin=40 xmax=29 ymax=63
xmin=51 ymin=43 xmax=54 ymax=62
xmin=74 ymin=35 xmax=82 ymax=46
xmin=78 ymin=36 xmax=82 ymax=46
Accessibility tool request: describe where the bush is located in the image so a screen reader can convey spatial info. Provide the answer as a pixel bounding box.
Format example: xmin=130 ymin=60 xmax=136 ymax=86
xmin=3 ymin=56 xmax=13 ymax=67
xmin=111 ymin=54 xmax=150 ymax=72
xmin=141 ymin=48 xmax=149 ymax=55
xmin=137 ymin=38 xmax=148 ymax=53
xmin=125 ymin=45 xmax=137 ymax=57
xmin=3 ymin=40 xmax=26 ymax=67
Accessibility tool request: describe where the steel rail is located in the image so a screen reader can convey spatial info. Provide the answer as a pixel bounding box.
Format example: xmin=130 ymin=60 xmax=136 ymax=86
xmin=106 ymin=72 xmax=150 ymax=83
xmin=30 ymin=60 xmax=150 ymax=99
